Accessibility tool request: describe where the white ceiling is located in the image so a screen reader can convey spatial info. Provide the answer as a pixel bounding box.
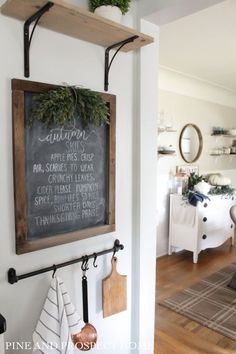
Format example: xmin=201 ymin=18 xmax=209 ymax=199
xmin=159 ymin=0 xmax=236 ymax=92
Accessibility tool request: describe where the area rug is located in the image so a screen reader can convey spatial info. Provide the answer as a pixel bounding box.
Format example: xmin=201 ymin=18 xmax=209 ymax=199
xmin=159 ymin=263 xmax=236 ymax=340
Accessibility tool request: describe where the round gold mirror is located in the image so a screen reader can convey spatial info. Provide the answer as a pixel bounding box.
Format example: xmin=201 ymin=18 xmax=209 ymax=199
xmin=179 ymin=124 xmax=203 ymax=163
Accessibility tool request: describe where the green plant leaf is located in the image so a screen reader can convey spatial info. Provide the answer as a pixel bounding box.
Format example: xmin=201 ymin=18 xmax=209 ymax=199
xmin=29 ymin=86 xmax=109 ymax=128
xmin=208 ymin=185 xmax=235 ymax=197
xmin=89 ymin=0 xmax=131 ymax=14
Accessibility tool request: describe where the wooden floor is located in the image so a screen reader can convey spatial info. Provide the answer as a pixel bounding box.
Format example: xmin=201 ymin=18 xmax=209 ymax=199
xmin=155 ymin=240 xmax=236 ymax=354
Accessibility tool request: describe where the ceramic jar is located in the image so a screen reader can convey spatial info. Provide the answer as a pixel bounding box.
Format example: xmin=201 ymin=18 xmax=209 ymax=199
xmin=94 ymin=5 xmax=122 ymax=23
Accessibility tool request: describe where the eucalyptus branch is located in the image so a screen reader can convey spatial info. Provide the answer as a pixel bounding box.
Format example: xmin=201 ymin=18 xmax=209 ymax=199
xmin=208 ymin=185 xmax=235 ymax=198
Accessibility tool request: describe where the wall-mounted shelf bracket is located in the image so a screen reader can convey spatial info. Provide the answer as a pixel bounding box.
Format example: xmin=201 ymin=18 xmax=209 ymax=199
xmin=24 ymin=1 xmax=54 ymax=77
xmin=2 ymin=0 xmax=153 ymax=86
xmin=104 ymin=35 xmax=139 ymax=91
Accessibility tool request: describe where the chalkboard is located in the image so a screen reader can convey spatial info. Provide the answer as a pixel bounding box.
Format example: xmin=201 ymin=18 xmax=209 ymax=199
xmin=12 ymin=79 xmax=116 ymax=254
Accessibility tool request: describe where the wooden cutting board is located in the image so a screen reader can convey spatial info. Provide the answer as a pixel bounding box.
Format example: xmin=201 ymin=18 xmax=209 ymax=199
xmin=102 ymin=257 xmax=127 ymax=318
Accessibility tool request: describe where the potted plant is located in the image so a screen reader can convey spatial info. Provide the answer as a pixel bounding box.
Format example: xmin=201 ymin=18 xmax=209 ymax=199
xmin=89 ymin=0 xmax=131 ymax=23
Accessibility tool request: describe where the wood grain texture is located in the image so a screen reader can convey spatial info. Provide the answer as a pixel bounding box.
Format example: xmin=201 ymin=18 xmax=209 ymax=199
xmin=12 ymin=79 xmax=116 ymax=254
xmin=16 ymin=225 xmax=116 ymax=254
xmin=1 ymin=0 xmax=153 ymax=51
xmin=102 ymin=257 xmax=127 ymax=317
xmin=12 ymin=90 xmax=27 ymax=247
xmin=155 ymin=239 xmax=236 ymax=353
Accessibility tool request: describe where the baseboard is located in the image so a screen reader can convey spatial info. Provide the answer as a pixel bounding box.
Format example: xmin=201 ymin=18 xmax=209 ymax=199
xmin=156 ymin=252 xmax=168 ymax=259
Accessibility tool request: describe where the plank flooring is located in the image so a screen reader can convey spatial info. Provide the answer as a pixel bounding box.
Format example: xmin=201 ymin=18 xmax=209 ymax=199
xmin=155 ymin=239 xmax=236 ymax=353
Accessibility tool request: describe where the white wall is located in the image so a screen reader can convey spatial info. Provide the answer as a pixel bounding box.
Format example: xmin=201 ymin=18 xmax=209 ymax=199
xmin=157 ymin=68 xmax=236 ymax=257
xmin=67 ymin=0 xmax=88 ymax=9
xmin=0 ymin=1 xmax=160 ymax=353
xmin=0 ymin=4 xmax=134 ymax=354
xmin=159 ymin=90 xmax=236 ymax=172
xmin=140 ymin=0 xmax=226 ymax=25
xmin=131 ymin=19 xmax=159 ymax=354
xmin=159 ymin=66 xmax=236 ymax=109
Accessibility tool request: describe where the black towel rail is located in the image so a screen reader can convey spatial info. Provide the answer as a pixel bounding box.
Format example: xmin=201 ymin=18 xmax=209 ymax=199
xmin=8 ymin=239 xmax=124 ymax=284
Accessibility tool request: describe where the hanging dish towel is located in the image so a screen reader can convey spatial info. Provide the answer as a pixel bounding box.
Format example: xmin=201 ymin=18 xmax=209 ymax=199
xmin=33 ymin=276 xmax=82 ymax=354
xmin=172 ymin=200 xmax=197 ymax=227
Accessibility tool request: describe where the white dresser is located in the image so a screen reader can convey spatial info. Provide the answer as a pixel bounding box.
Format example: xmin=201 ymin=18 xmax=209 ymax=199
xmin=168 ymin=194 xmax=235 ymax=263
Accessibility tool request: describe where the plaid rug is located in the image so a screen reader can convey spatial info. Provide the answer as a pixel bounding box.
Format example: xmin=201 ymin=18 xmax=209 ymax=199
xmin=159 ymin=263 xmax=236 ymax=340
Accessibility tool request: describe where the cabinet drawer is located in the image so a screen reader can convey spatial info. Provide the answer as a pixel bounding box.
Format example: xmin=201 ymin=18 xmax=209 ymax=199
xmin=198 ymin=196 xmax=235 ymax=216
xmin=199 ymin=226 xmax=234 ymax=250
xmin=198 ymin=197 xmax=235 ymax=231
xmin=198 ymin=214 xmax=233 ymax=234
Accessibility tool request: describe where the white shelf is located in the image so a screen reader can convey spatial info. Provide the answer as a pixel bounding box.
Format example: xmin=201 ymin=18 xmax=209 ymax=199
xmin=158 ymin=153 xmax=177 ymax=158
xmin=210 ymin=154 xmax=236 ymax=156
xmin=158 ymin=128 xmax=177 ymax=133
xmin=223 ymin=135 xmax=236 ymax=138
xmin=211 ymin=134 xmax=236 ymax=138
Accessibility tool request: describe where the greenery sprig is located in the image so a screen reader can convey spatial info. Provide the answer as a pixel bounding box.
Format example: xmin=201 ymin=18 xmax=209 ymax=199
xmin=208 ymin=185 xmax=235 ymax=198
xmin=29 ymin=86 xmax=109 ymax=128
xmin=89 ymin=0 xmax=131 ymax=15
xmin=183 ymin=172 xmax=235 ymax=200
xmin=187 ymin=172 xmax=205 ymax=192
xmin=182 ymin=173 xmax=204 ymax=200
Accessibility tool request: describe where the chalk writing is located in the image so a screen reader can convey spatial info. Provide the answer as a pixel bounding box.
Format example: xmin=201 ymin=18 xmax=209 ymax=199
xmin=24 ymin=95 xmax=108 ymax=240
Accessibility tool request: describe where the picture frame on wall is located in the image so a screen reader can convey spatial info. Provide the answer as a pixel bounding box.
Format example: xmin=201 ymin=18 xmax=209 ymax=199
xmin=12 ymin=79 xmax=116 ymax=254
xmin=176 ymin=165 xmax=199 ymax=176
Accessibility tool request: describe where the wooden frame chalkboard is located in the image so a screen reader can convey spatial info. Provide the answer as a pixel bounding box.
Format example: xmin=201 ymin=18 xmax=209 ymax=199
xmin=12 ymin=79 xmax=116 ymax=254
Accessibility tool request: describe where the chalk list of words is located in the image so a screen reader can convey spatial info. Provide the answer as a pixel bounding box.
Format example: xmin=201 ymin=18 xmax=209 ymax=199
xmin=25 ymin=122 xmax=107 ymax=239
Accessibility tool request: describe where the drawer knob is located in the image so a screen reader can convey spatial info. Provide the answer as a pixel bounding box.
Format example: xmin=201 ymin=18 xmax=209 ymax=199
xmin=231 ymin=224 xmax=234 ymax=229
xmin=204 ymin=203 xmax=208 ymax=208
xmin=232 ymin=197 xmax=234 ymax=201
xmin=202 ymin=234 xmax=207 ymax=240
xmin=203 ymin=217 xmax=207 ymax=222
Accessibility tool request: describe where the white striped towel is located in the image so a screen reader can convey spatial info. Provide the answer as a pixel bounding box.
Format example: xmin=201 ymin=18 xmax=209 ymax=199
xmin=33 ymin=276 xmax=82 ymax=354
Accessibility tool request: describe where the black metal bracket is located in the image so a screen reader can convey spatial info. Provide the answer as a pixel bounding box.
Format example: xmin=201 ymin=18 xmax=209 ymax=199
xmin=104 ymin=35 xmax=139 ymax=91
xmin=8 ymin=239 xmax=124 ymax=285
xmin=24 ymin=2 xmax=54 ymax=77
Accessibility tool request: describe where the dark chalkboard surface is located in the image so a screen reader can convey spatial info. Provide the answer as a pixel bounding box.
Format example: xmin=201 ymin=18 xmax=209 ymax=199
xmin=12 ymin=79 xmax=116 ymax=254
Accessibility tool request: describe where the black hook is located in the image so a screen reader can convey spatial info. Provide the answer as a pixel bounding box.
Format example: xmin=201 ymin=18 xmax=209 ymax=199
xmin=93 ymin=253 xmax=98 ymax=268
xmin=112 ymin=239 xmax=120 ymax=259
xmin=81 ymin=257 xmax=86 ymax=272
xmin=85 ymin=256 xmax=89 ymax=271
xmin=52 ymin=264 xmax=57 ymax=278
xmin=81 ymin=256 xmax=89 ymax=272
